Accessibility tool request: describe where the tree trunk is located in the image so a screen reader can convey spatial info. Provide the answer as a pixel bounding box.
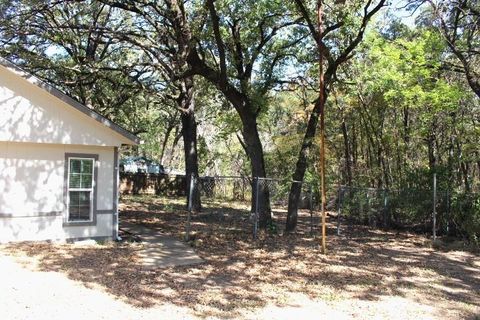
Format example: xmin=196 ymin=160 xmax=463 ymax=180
xmin=352 ymin=121 xmax=357 ymax=167
xmin=159 ymin=122 xmax=175 ymax=165
xmin=427 ymin=122 xmax=437 ymax=172
xmin=341 ymin=118 xmax=353 ymax=187
xmin=403 ymin=106 xmax=410 ymax=144
xmin=185 ymin=49 xmax=272 ymax=226
xmin=427 ymin=135 xmax=436 ymax=172
xmin=239 ymin=110 xmax=272 ymax=228
xmin=180 ymin=77 xmax=201 ymax=211
xmin=460 ymin=162 xmax=471 ymax=192
xmin=285 ymin=98 xmax=323 ymax=232
xmin=166 ymin=126 xmax=182 ymax=167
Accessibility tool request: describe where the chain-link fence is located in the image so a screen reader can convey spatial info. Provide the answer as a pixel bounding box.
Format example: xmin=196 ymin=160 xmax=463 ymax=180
xmin=337 ymin=187 xmax=449 ymax=233
xmin=184 ymin=176 xmax=315 ymax=240
xmin=198 ymin=176 xmax=252 ymax=202
xmin=337 ymin=182 xmax=480 ymax=243
xmin=183 ymin=174 xmax=479 ymax=243
xmin=256 ymin=178 xmax=315 ymax=236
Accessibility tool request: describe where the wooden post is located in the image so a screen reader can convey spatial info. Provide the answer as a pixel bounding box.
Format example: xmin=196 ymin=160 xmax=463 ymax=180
xmin=317 ymin=0 xmax=327 ymax=254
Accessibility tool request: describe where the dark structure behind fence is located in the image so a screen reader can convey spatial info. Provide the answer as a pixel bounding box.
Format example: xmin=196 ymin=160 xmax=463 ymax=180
xmin=119 ymin=173 xmax=187 ymax=196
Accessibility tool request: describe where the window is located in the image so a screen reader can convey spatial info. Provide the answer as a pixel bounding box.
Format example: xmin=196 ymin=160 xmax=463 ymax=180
xmin=67 ymin=157 xmax=95 ymax=222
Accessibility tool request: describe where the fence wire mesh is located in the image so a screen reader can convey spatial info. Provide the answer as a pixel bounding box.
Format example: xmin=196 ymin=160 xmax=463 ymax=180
xmin=198 ymin=176 xmax=252 ymax=202
xmin=337 ymin=185 xmax=479 ymax=241
xmin=257 ymin=178 xmax=315 ymax=236
xmin=184 ymin=176 xmax=315 ymax=240
xmin=184 ymin=175 xmax=478 ymax=243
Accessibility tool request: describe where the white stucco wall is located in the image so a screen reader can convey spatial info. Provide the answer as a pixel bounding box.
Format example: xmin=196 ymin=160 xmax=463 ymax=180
xmin=0 ymin=64 xmax=132 ymax=146
xmin=0 ymin=142 xmax=115 ymax=242
xmin=0 ymin=215 xmax=113 ymax=243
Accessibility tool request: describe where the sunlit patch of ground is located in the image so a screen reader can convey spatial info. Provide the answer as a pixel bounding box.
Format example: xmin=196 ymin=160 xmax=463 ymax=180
xmin=1 ymin=195 xmax=479 ymax=319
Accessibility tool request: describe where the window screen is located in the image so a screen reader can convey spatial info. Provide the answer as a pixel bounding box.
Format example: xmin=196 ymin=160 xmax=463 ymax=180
xmin=68 ymin=158 xmax=94 ymax=222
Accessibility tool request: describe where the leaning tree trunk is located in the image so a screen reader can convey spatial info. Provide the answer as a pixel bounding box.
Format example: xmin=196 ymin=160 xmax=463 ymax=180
xmin=159 ymin=122 xmax=175 ymax=165
xmin=180 ymin=76 xmax=201 ymax=211
xmin=285 ymin=96 xmax=324 ymax=232
xmin=239 ymin=110 xmax=272 ymax=228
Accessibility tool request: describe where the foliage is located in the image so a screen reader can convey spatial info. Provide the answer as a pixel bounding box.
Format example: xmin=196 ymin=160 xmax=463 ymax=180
xmin=449 ymin=192 xmax=480 ymax=245
xmin=331 ymin=26 xmax=476 ymax=189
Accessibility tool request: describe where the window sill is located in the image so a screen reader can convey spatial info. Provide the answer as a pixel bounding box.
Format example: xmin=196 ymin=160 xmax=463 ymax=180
xmin=63 ymin=220 xmax=96 ymax=227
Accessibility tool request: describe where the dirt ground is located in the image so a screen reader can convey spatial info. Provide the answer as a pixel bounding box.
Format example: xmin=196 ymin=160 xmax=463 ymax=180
xmin=1 ymin=195 xmax=479 ymax=320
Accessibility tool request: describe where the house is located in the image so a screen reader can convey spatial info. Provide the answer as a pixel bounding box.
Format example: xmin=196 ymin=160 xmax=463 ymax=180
xmin=0 ymin=58 xmax=140 ymax=243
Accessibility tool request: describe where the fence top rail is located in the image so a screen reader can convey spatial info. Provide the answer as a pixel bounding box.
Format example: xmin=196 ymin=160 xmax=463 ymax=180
xmin=198 ymin=175 xmax=310 ymax=186
xmin=199 ymin=175 xmax=251 ymax=180
xmin=338 ymin=185 xmax=479 ymax=196
xmin=339 ymin=186 xmax=388 ymax=192
xmin=256 ymin=177 xmax=307 ymax=185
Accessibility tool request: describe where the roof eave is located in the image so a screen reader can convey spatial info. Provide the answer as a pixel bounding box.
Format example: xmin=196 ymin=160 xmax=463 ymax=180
xmin=0 ymin=57 xmax=141 ymax=145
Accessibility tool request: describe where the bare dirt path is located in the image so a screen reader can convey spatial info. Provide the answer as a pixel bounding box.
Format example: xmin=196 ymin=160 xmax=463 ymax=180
xmin=120 ymin=221 xmax=203 ymax=269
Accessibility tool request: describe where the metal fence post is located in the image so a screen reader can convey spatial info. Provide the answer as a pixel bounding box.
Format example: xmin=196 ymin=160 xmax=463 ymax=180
xmin=433 ymin=173 xmax=437 ymax=241
xmin=383 ymin=190 xmax=388 ymax=228
xmin=185 ymin=174 xmax=194 ymax=242
xmin=253 ymin=177 xmax=259 ymax=239
xmin=366 ymin=191 xmax=371 ymax=226
xmin=309 ymin=185 xmax=314 ymax=237
xmin=359 ymin=191 xmax=364 ymax=224
xmin=337 ymin=186 xmax=342 ymax=236
xmin=446 ymin=189 xmax=450 ymax=235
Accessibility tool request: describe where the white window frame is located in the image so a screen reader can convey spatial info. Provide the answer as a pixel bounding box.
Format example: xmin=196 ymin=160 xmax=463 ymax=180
xmin=67 ymin=157 xmax=95 ymax=223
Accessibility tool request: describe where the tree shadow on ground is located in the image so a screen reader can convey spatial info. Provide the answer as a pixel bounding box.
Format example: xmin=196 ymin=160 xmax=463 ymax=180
xmin=3 ymin=196 xmax=480 ymax=319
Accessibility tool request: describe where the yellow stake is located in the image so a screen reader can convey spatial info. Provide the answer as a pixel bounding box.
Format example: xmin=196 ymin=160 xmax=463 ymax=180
xmin=317 ymin=0 xmax=327 ymax=254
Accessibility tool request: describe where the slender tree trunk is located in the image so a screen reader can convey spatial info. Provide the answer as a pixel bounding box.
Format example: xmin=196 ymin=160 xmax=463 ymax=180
xmin=448 ymin=113 xmax=456 ymax=187
xmin=159 ymin=123 xmax=174 ymax=165
xmin=403 ymin=106 xmax=410 ymax=144
xmin=477 ymin=158 xmax=480 ymax=179
xmin=286 ymin=98 xmax=323 ymax=232
xmin=427 ymin=134 xmax=436 ymax=171
xmin=167 ymin=126 xmax=182 ymax=167
xmin=380 ymin=148 xmax=389 ymax=188
xmin=352 ymin=121 xmax=357 ymax=167
xmin=476 ymin=159 xmax=480 ymax=189
xmin=180 ymin=76 xmax=201 ymax=211
xmin=427 ymin=119 xmax=437 ymax=172
xmin=341 ymin=118 xmax=353 ymax=187
xmin=460 ymin=162 xmax=471 ymax=192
